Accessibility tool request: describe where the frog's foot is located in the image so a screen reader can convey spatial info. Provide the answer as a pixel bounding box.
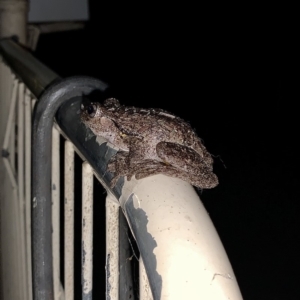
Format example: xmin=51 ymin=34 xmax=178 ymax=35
xmin=109 ymin=166 xmax=138 ymax=188
xmin=107 ymin=151 xmax=130 ymax=187
xmin=107 ymin=158 xmax=157 ymax=188
xmin=107 ymin=151 xmax=129 ymax=173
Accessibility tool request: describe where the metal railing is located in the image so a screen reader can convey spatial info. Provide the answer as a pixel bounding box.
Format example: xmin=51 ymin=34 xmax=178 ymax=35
xmin=0 ymin=38 xmax=139 ymax=300
xmin=0 ymin=38 xmax=243 ymax=300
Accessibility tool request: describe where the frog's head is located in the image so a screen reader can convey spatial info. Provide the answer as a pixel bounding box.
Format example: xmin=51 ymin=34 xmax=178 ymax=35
xmin=80 ymin=99 xmax=106 ymax=132
xmin=81 ymin=98 xmax=120 ymax=136
xmin=81 ymin=101 xmax=102 ymax=120
xmin=81 ymin=97 xmax=120 ymax=124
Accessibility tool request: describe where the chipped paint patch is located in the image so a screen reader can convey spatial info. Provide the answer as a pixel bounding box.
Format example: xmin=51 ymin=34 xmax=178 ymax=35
xmin=32 ymin=197 xmax=37 ymax=208
xmin=212 ymin=273 xmax=233 ymax=282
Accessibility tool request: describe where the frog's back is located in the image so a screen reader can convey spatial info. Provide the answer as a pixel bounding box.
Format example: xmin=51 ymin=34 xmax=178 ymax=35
xmin=144 ymin=109 xmax=206 ymax=156
xmin=106 ymin=104 xmax=205 ymax=155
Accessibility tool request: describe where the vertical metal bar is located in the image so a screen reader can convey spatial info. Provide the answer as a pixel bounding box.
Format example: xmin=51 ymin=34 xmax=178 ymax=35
xmin=139 ymin=259 xmax=153 ymax=300
xmin=82 ymin=162 xmax=93 ymax=300
xmin=17 ymin=82 xmax=28 ymax=299
xmin=105 ymin=194 xmax=119 ymax=300
xmin=11 ymin=188 xmax=22 ymax=300
xmin=0 ymin=60 xmax=12 ymax=123
xmin=2 ymin=75 xmax=17 ymax=190
xmin=64 ymin=140 xmax=75 ymax=300
xmin=13 ymin=77 xmax=22 ymax=300
xmin=52 ymin=126 xmax=61 ymax=300
xmin=3 ymin=78 xmax=18 ymax=150
xmin=13 ymin=79 xmax=22 ymax=300
xmin=9 ymin=75 xmax=16 ymax=171
xmin=24 ymin=89 xmax=33 ymax=300
xmin=119 ymin=210 xmax=136 ymax=300
xmin=2 ymin=72 xmax=21 ymax=300
xmin=0 ymin=57 xmax=3 ymax=300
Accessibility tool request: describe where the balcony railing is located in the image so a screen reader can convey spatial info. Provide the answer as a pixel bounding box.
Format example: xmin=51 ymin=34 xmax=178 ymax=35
xmin=0 ymin=38 xmax=243 ymax=300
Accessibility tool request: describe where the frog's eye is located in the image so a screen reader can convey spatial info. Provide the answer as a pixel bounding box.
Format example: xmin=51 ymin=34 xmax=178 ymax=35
xmin=86 ymin=103 xmax=97 ymax=118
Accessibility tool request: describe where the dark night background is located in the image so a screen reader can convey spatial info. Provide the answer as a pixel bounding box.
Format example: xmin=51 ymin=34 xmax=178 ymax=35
xmin=33 ymin=4 xmax=298 ymax=300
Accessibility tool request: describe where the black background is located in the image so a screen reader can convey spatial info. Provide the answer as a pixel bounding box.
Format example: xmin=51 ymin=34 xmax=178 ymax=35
xmin=34 ymin=4 xmax=298 ymax=299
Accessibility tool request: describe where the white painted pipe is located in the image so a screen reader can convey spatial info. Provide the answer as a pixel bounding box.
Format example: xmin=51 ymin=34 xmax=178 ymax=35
xmin=119 ymin=175 xmax=243 ymax=300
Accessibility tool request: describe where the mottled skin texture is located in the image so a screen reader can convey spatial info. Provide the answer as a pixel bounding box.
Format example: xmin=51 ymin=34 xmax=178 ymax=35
xmin=81 ymin=98 xmax=218 ymax=189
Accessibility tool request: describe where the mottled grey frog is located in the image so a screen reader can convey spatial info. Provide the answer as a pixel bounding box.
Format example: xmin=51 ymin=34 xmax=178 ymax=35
xmin=81 ymin=98 xmax=218 ymax=189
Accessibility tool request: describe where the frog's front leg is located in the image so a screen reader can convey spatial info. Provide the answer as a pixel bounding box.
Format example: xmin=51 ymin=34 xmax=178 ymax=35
xmin=107 ymin=151 xmax=127 ymax=173
xmin=156 ymin=142 xmax=211 ymax=171
xmin=107 ymin=151 xmax=131 ymax=187
xmin=107 ymin=143 xmax=146 ymax=187
xmin=106 ymin=135 xmax=144 ymax=186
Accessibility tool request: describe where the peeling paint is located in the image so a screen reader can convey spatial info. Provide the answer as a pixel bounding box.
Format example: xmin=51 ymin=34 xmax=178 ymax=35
xmin=106 ymin=253 xmax=111 ymax=300
xmin=132 ymin=193 xmax=142 ymax=209
xmin=82 ymin=289 xmax=92 ymax=300
xmin=32 ymin=196 xmax=37 ymax=208
xmin=212 ymin=273 xmax=233 ymax=281
xmin=82 ymin=242 xmax=86 ymax=265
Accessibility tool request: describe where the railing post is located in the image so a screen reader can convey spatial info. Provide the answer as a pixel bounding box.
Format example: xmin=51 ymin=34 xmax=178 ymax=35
xmin=0 ymin=0 xmax=28 ymax=44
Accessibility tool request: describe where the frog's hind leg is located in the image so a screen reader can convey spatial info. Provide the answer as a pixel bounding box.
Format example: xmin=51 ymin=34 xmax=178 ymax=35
xmin=155 ymin=142 xmax=218 ymax=188
xmin=133 ymin=161 xmax=201 ymax=187
xmin=156 ymin=142 xmax=209 ymax=172
xmin=134 ymin=161 xmax=217 ymax=189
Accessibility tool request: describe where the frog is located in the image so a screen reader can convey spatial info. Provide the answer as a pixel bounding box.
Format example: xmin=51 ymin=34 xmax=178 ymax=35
xmin=81 ymin=98 xmax=218 ymax=189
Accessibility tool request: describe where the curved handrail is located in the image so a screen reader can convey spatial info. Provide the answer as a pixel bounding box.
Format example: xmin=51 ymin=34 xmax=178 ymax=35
xmin=32 ymin=76 xmax=107 ymax=299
